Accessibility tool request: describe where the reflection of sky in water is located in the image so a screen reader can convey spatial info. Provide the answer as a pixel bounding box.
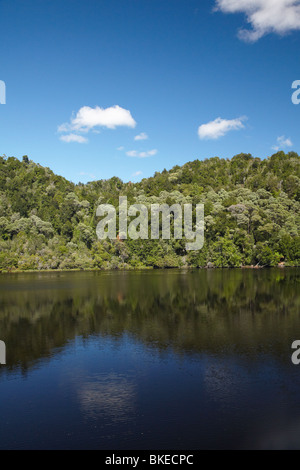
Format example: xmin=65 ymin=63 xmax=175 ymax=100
xmin=204 ymin=362 xmax=239 ymax=404
xmin=78 ymin=373 xmax=136 ymax=423
xmin=202 ymin=356 xmax=300 ymax=449
xmin=1 ymin=270 xmax=300 ymax=449
xmin=256 ymin=419 xmax=300 ymax=450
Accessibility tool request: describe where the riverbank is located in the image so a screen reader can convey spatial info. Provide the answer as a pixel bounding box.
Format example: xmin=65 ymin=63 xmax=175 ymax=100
xmin=0 ymin=262 xmax=298 ymax=274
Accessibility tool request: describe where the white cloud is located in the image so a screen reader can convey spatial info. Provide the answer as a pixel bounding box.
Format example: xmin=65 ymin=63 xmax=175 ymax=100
xmin=278 ymin=135 xmax=293 ymax=147
xmin=79 ymin=171 xmax=96 ymax=179
xmin=126 ymin=149 xmax=157 ymax=158
xmin=57 ymin=123 xmax=70 ymax=133
xmin=134 ymin=132 xmax=148 ymax=141
xmin=132 ymin=171 xmax=143 ymax=177
xmin=117 ymin=146 xmax=125 ymax=151
xmin=59 ymin=105 xmax=136 ymax=134
xmin=272 ymin=135 xmax=293 ymax=150
xmin=60 ymin=133 xmax=88 ymax=143
xmin=215 ymin=0 xmax=300 ymax=42
xmin=198 ymin=117 xmax=246 ymax=140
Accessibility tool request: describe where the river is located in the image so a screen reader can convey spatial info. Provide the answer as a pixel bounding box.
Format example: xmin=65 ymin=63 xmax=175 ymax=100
xmin=0 ymin=269 xmax=300 ymax=449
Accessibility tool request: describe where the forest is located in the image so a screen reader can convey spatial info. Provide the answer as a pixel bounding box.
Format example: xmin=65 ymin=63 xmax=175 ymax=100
xmin=0 ymin=151 xmax=300 ymax=271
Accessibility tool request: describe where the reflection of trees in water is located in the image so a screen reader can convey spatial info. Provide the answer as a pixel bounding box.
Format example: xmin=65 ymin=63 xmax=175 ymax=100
xmin=0 ymin=269 xmax=300 ymax=372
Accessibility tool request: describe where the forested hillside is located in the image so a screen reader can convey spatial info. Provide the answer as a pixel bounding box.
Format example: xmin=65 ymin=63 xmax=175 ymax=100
xmin=0 ymin=151 xmax=300 ymax=271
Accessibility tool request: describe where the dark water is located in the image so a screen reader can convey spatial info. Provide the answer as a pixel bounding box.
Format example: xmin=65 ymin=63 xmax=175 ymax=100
xmin=0 ymin=269 xmax=300 ymax=449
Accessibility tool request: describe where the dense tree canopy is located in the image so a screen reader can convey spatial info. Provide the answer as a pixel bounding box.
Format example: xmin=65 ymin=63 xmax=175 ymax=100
xmin=0 ymin=151 xmax=300 ymax=271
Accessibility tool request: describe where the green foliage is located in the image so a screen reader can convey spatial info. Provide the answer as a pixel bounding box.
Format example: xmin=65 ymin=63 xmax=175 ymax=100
xmin=0 ymin=151 xmax=300 ymax=271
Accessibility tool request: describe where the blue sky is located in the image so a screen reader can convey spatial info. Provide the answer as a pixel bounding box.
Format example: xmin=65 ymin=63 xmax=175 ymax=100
xmin=1 ymin=0 xmax=300 ymax=183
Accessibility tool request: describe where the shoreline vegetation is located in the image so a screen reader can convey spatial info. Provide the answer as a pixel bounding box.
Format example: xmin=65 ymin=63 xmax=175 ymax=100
xmin=0 ymin=264 xmax=296 ymax=274
xmin=1 ymin=151 xmax=300 ymax=272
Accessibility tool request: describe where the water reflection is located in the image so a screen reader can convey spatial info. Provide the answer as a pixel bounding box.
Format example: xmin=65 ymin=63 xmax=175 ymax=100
xmin=0 ymin=269 xmax=300 ymax=449
xmin=78 ymin=373 xmax=136 ymax=423
xmin=0 ymin=269 xmax=299 ymax=372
